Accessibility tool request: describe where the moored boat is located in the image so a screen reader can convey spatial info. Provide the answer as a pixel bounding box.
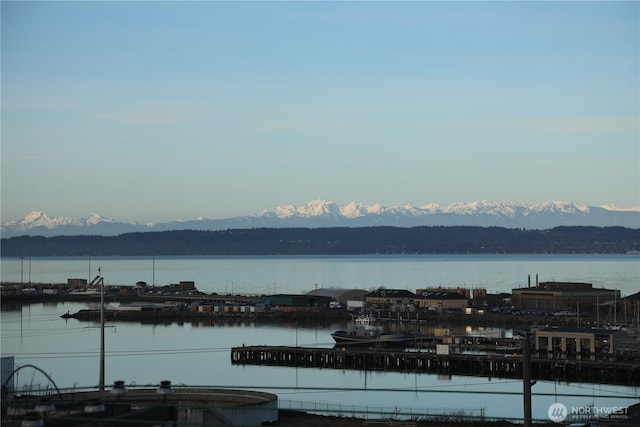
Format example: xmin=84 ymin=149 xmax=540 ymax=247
xmin=331 ymin=313 xmax=409 ymax=347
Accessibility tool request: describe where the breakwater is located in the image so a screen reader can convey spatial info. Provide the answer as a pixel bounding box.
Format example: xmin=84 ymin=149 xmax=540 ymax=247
xmin=55 ymin=307 xmax=584 ymax=330
xmin=230 ymin=345 xmax=640 ymax=387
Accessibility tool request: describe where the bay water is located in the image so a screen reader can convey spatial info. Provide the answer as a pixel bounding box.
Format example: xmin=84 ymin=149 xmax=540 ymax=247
xmin=1 ymin=255 xmax=638 ymax=421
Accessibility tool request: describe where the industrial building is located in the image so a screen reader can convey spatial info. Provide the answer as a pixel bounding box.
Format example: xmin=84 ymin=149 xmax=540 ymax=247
xmin=535 ymin=326 xmax=633 ymax=360
xmin=415 ymin=290 xmax=469 ymax=311
xmin=364 ymin=289 xmax=416 ymax=308
xmin=512 ymin=281 xmax=620 ymax=313
xmin=305 ymin=287 xmax=369 ymax=306
xmin=260 ymin=293 xmax=332 ymax=307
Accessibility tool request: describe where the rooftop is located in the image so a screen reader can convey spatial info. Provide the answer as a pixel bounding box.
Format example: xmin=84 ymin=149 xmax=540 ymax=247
xmin=418 ymin=291 xmax=468 ymax=300
xmin=365 ymin=289 xmax=416 ymax=298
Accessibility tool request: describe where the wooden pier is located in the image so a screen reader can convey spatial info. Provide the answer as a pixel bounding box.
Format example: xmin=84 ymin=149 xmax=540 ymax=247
xmin=231 ymin=345 xmax=640 ymax=387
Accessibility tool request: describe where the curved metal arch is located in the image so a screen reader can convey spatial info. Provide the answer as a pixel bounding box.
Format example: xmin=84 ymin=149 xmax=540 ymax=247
xmin=2 ymin=364 xmax=62 ymax=400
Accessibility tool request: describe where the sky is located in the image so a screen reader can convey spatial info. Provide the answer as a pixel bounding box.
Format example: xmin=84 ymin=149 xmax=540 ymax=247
xmin=1 ymin=1 xmax=639 ymax=224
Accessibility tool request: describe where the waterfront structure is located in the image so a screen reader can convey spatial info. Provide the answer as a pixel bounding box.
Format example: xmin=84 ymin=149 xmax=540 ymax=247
xmin=535 ymin=326 xmax=633 ymax=359
xmin=364 ymin=289 xmax=416 ymax=308
xmin=417 ymin=286 xmax=472 ymax=299
xmin=306 ymin=287 xmax=368 ymax=306
xmin=261 ymin=293 xmax=332 ymax=307
xmin=2 ymin=383 xmax=278 ymax=426
xmin=622 ymin=292 xmax=640 ymax=327
xmin=416 ymin=286 xmax=487 ymax=302
xmin=415 ymin=291 xmax=468 ymax=311
xmin=176 ymin=280 xmax=196 ymax=291
xmin=231 ymin=345 xmax=640 ymax=386
xmin=511 ymin=281 xmax=620 ymax=312
xmin=67 ymin=278 xmax=88 ymax=286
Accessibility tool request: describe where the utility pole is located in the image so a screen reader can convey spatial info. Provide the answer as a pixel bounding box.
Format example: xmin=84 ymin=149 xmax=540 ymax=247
xmin=516 ymin=330 xmax=533 ymax=427
xmin=522 ymin=331 xmax=533 ymax=427
xmin=99 ymin=267 xmax=105 ymax=392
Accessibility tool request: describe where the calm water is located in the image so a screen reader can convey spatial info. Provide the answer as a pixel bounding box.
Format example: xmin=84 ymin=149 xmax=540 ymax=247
xmin=1 ymin=255 xmax=639 ymax=421
xmin=1 ymin=254 xmax=639 ymax=296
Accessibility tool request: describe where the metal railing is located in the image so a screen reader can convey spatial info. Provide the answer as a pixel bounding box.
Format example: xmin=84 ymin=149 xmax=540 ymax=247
xmin=278 ymin=399 xmax=486 ymax=422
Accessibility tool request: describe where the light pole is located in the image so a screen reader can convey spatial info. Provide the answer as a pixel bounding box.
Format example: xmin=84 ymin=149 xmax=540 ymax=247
xmin=516 ymin=330 xmax=534 ymax=427
xmin=99 ymin=267 xmax=105 ymax=392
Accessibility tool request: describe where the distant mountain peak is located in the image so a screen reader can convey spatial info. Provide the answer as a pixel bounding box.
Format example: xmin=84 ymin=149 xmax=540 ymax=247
xmin=14 ymin=210 xmax=76 ymax=229
xmin=2 ymin=210 xmax=121 ymax=234
xmin=86 ymin=213 xmax=116 ymax=225
xmin=601 ymin=204 xmax=640 ymax=212
xmin=274 ymin=199 xmax=342 ymax=218
xmin=23 ymin=210 xmax=47 ymax=221
xmin=2 ymin=199 xmax=639 ymax=238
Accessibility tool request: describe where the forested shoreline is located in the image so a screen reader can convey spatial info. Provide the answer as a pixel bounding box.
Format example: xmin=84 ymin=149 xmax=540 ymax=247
xmin=1 ymin=226 xmax=638 ymax=256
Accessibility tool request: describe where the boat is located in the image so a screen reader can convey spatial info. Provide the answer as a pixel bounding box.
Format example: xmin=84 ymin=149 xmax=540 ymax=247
xmin=331 ymin=313 xmax=409 ymax=347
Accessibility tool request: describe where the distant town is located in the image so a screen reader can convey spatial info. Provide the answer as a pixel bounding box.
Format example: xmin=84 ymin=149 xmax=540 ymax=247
xmin=3 ymin=275 xmax=639 ymax=359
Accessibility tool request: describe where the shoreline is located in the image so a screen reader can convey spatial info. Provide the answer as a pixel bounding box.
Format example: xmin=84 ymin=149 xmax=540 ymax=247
xmin=1 ymin=292 xmax=608 ymax=331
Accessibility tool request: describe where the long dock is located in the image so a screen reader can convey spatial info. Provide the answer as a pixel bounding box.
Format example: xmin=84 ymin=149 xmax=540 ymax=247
xmin=230 ymin=345 xmax=640 ymax=387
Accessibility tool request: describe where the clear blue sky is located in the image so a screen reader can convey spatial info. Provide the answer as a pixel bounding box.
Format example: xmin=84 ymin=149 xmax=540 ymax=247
xmin=2 ymin=1 xmax=639 ymax=223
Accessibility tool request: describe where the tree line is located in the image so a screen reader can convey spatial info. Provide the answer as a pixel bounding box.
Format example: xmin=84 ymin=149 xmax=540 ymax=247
xmin=1 ymin=226 xmax=639 ymax=256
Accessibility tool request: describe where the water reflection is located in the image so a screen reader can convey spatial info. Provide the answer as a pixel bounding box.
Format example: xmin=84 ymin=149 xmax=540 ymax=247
xmin=1 ymin=302 xmax=638 ymax=422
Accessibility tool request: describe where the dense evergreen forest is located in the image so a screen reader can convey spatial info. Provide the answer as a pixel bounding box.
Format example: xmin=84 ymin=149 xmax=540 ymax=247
xmin=1 ymin=226 xmax=638 ymax=256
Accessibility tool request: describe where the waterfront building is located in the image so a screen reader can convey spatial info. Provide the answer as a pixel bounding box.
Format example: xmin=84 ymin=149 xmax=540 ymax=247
xmin=417 ymin=286 xmax=472 ymax=299
xmin=622 ymin=292 xmax=640 ymax=327
xmin=176 ymin=280 xmax=196 ymax=291
xmin=261 ymin=293 xmax=332 ymax=307
xmin=364 ymin=289 xmax=416 ymax=308
xmin=67 ymin=278 xmax=88 ymax=286
xmin=414 ymin=290 xmax=469 ymax=311
xmin=511 ymin=281 xmax=620 ymax=313
xmin=534 ymin=326 xmax=633 ymax=360
xmin=305 ymin=287 xmax=368 ymax=306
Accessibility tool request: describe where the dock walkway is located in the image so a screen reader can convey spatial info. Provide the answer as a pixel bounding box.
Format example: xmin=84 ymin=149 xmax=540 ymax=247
xmin=230 ymin=345 xmax=640 ymax=387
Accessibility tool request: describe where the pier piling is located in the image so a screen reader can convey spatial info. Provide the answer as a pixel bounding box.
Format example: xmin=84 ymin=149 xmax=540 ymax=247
xmin=230 ymin=345 xmax=640 ymax=387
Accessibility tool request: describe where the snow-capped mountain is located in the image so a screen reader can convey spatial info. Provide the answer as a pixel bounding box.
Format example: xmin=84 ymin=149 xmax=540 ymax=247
xmin=1 ymin=210 xmax=139 ymax=237
xmin=2 ymin=200 xmax=639 ymax=238
xmin=5 ymin=210 xmax=116 ymax=230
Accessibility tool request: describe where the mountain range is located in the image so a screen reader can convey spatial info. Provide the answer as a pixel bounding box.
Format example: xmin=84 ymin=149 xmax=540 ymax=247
xmin=2 ymin=200 xmax=639 ymax=237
